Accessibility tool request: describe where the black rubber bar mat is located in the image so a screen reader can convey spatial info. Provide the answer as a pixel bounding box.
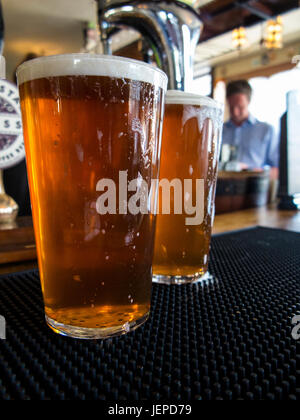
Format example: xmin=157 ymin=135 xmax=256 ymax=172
xmin=0 ymin=226 xmax=299 ymax=400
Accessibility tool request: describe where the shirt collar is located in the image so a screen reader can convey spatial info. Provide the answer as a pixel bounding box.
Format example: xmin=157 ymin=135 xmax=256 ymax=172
xmin=247 ymin=114 xmax=257 ymax=125
xmin=227 ymin=114 xmax=257 ymax=127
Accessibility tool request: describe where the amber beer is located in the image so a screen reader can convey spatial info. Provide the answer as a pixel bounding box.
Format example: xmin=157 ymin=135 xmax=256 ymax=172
xmin=17 ymin=54 xmax=167 ymax=338
xmin=153 ymin=90 xmax=223 ymax=284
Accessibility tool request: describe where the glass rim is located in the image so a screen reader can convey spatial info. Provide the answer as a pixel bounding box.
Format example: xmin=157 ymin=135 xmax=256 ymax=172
xmin=165 ymin=89 xmax=224 ymax=109
xmin=16 ymin=53 xmax=168 ymax=91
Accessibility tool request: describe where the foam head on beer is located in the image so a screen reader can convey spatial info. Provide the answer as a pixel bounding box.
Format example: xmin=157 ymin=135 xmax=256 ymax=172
xmin=17 ymin=54 xmax=167 ymax=339
xmin=165 ymin=89 xmax=223 ymax=107
xmin=17 ymin=53 xmax=168 ymax=90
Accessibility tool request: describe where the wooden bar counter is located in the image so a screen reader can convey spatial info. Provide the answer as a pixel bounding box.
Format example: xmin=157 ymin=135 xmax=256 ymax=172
xmin=213 ymin=204 xmax=300 ymax=234
xmin=0 ymin=205 xmax=299 ymax=275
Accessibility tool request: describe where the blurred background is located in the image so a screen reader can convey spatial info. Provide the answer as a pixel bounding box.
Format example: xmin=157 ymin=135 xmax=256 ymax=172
xmin=2 ymin=0 xmax=300 ymax=128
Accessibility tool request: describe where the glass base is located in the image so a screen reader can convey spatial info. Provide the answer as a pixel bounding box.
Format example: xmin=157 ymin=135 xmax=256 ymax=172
xmin=45 ymin=312 xmax=149 ymax=340
xmin=152 ymin=271 xmax=213 ymax=285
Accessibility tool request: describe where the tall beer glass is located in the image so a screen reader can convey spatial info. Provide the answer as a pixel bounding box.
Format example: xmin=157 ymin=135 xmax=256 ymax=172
xmin=17 ymin=54 xmax=167 ymax=339
xmin=153 ymin=90 xmax=223 ymax=284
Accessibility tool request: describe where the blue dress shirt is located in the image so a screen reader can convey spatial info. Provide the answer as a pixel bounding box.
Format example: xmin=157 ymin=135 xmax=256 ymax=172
xmin=222 ymin=115 xmax=279 ymax=169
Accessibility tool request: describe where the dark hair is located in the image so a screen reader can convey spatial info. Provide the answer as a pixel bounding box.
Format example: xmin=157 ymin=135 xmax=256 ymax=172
xmin=226 ymin=80 xmax=252 ymax=101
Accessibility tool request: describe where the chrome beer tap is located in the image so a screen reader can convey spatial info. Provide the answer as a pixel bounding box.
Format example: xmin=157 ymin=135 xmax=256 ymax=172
xmin=96 ymin=0 xmax=203 ymax=91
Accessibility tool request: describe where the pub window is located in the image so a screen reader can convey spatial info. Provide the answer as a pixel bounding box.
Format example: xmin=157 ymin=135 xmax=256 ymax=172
xmin=249 ymin=67 xmax=300 ymax=136
xmin=191 ymin=66 xmax=212 ymax=97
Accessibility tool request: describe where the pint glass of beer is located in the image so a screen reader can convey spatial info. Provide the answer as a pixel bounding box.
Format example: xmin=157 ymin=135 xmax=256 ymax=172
xmin=17 ymin=54 xmax=167 ymax=338
xmin=153 ymin=90 xmax=223 ymax=284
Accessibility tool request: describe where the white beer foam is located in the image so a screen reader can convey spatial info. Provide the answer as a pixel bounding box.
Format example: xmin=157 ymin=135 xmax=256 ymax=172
xmin=166 ymin=90 xmax=223 ymax=109
xmin=166 ymin=90 xmax=224 ymax=133
xmin=17 ymin=53 xmax=168 ymax=91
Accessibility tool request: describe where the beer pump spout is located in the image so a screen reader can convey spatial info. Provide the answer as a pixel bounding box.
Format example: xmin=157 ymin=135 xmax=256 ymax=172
xmin=96 ymin=1 xmax=203 ymax=91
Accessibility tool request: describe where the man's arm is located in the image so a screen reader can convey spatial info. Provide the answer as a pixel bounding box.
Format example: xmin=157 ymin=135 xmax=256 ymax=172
xmin=221 ymin=121 xmax=232 ymax=145
xmin=265 ymin=125 xmax=280 ymax=178
xmin=265 ymin=125 xmax=280 ymax=167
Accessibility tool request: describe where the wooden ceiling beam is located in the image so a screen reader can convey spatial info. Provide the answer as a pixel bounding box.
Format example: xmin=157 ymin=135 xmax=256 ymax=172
xmin=235 ymin=1 xmax=272 ymax=20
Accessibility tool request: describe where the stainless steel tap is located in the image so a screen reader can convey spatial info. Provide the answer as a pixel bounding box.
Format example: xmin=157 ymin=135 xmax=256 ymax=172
xmin=96 ymin=0 xmax=203 ymax=91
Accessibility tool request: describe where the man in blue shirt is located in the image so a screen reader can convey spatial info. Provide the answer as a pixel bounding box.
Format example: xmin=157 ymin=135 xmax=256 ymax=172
xmin=222 ymin=80 xmax=279 ymax=172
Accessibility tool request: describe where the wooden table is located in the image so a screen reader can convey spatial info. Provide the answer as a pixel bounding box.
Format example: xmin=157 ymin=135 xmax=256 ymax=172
xmin=0 ymin=205 xmax=299 ymax=275
xmin=213 ymin=204 xmax=300 ymax=234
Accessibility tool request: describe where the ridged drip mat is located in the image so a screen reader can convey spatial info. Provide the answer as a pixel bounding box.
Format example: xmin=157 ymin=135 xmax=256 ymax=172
xmin=0 ymin=227 xmax=299 ymax=400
